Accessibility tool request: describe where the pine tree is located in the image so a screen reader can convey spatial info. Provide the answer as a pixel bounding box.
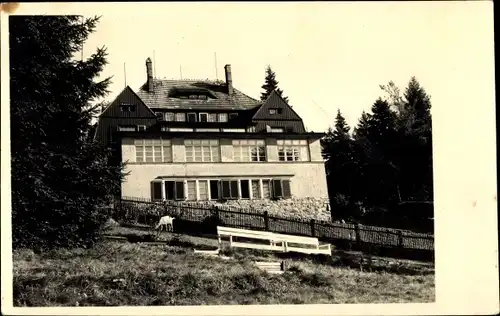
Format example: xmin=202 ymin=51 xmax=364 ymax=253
xmin=353 ymin=111 xmax=371 ymax=140
xmin=10 ymin=15 xmax=126 ymax=250
xmin=260 ymin=65 xmax=289 ymax=103
xmin=322 ymin=110 xmax=360 ymax=220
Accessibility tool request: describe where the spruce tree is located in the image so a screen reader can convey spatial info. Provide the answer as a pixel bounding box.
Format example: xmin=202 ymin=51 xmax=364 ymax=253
xmin=260 ymin=65 xmax=289 ymax=103
xmin=10 ymin=15 xmax=126 ymax=250
xmin=322 ymin=110 xmax=359 ymax=220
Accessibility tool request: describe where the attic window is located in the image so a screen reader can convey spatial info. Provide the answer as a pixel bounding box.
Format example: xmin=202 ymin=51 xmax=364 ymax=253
xmin=187 ymin=113 xmax=197 ymax=122
xmin=188 ymin=95 xmax=208 ymax=100
xmin=218 ymin=113 xmax=228 ymax=122
xmin=120 ymin=104 xmax=136 ymax=112
xmin=269 ymin=108 xmax=282 ymax=115
xmin=199 ymin=113 xmax=208 ymax=123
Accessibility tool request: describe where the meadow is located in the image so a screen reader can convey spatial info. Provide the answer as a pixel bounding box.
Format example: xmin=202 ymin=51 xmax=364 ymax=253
xmin=13 ymin=226 xmax=435 ymax=306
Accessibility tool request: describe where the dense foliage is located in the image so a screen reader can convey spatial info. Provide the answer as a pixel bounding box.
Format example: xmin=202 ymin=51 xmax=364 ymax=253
xmin=260 ymin=65 xmax=289 ymax=103
xmin=322 ymin=78 xmax=433 ymax=231
xmin=10 ymin=15 xmax=126 ymax=250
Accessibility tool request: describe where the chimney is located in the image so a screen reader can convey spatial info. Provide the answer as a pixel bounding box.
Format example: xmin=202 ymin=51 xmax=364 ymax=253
xmin=224 ymin=64 xmax=233 ymax=96
xmin=146 ymin=57 xmax=153 ymax=92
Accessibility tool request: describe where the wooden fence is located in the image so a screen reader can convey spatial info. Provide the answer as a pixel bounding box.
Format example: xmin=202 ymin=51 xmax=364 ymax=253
xmin=110 ymin=197 xmax=434 ymax=253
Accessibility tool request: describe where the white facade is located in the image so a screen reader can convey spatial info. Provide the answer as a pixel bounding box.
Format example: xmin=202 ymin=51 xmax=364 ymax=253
xmin=121 ymin=136 xmax=328 ymax=200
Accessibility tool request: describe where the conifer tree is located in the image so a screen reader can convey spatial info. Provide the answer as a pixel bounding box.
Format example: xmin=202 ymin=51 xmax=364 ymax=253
xmin=10 ymin=15 xmax=126 ymax=250
xmin=260 ymin=65 xmax=289 ymax=103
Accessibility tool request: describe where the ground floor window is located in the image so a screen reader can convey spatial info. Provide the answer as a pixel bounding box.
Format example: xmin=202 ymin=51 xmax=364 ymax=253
xmin=150 ymin=177 xmax=292 ymax=201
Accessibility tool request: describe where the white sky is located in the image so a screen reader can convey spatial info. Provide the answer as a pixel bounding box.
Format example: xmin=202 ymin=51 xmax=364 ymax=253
xmin=60 ymin=1 xmax=491 ymax=132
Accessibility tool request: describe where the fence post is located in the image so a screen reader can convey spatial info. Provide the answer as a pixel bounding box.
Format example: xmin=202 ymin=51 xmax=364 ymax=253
xmin=355 ymin=223 xmax=362 ymax=248
xmin=310 ymin=219 xmax=316 ymax=237
xmin=397 ymin=230 xmax=404 ymax=248
xmin=213 ymin=205 xmax=220 ymax=226
xmin=264 ymin=211 xmax=269 ymax=231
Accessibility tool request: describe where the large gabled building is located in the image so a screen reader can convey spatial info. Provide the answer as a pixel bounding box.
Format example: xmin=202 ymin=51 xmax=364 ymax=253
xmin=95 ymin=58 xmax=329 ymax=217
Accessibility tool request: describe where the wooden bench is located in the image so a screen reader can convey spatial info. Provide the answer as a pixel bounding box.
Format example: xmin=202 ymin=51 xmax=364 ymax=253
xmin=216 ymin=226 xmax=331 ymax=255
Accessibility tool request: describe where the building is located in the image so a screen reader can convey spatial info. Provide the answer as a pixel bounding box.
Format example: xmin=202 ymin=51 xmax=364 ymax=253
xmin=94 ymin=58 xmax=329 ymax=217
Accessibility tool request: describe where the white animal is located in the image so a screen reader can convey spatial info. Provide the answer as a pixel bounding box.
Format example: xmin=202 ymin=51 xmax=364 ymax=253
xmin=155 ymin=215 xmax=175 ymax=233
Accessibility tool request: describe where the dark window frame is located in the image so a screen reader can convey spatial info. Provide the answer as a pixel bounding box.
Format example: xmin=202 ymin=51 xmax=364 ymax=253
xmin=187 ymin=112 xmax=197 ymax=122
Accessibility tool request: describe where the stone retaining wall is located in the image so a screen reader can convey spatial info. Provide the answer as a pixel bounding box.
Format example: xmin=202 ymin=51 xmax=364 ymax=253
xmin=170 ymin=198 xmax=331 ymax=222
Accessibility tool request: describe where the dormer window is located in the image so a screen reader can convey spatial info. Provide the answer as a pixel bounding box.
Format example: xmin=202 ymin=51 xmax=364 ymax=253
xmin=120 ymin=103 xmax=136 ymax=112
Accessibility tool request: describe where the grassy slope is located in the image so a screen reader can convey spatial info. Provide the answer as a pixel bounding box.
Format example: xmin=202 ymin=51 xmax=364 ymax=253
xmin=13 ymin=227 xmax=435 ymax=306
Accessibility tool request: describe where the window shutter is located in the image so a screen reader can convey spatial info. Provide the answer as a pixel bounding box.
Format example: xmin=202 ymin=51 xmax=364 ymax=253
xmin=222 ymin=181 xmax=231 ymax=199
xmin=151 ymin=181 xmax=162 ymax=201
xmin=175 ymin=181 xmax=185 ymax=200
xmin=272 ymin=179 xmax=283 ymax=198
xmin=282 ymin=180 xmax=291 ymax=198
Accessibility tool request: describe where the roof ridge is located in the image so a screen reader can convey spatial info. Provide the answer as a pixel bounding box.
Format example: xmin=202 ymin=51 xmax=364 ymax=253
xmin=155 ymin=78 xmax=226 ymax=84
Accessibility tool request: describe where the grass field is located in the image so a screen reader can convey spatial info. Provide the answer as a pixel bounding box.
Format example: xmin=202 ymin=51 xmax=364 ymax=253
xmin=13 ymin=226 xmax=435 ymax=306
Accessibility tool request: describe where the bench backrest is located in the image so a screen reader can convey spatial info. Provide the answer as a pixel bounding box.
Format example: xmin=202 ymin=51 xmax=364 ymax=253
xmin=217 ymin=226 xmax=319 ymax=246
xmin=271 ymin=232 xmax=320 ymax=246
xmin=217 ymin=226 xmax=277 ymax=240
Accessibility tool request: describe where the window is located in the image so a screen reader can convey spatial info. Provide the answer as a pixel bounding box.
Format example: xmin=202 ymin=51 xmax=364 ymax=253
xmin=233 ymin=140 xmax=266 ymax=162
xmin=223 ymin=128 xmax=246 ymax=132
xmin=218 ymin=113 xmax=228 ymax=122
xmin=270 ymin=128 xmax=284 ymax=133
xmin=207 ymin=113 xmax=217 ymax=122
xmin=199 ymin=181 xmax=209 ymax=200
xmin=185 ymin=139 xmax=220 ymax=162
xmin=169 ymin=128 xmax=193 ymax=132
xmin=262 ymin=180 xmax=271 ymax=199
xmin=118 ymin=126 xmax=136 ymax=132
xmin=229 ymin=113 xmax=238 ymax=120
xmin=240 ymin=180 xmax=250 ymax=199
xmin=164 ymin=181 xmax=185 ymax=200
xmin=137 ymin=125 xmax=146 ymax=132
xmin=199 ymin=113 xmax=208 ymax=123
xmin=153 ymin=180 xmax=184 ymax=200
xmin=198 ymin=95 xmax=208 ymax=100
xmin=165 ymin=112 xmax=175 ymax=121
xmin=269 ymin=108 xmax=282 ymax=115
xmin=187 ymin=113 xmax=197 ymax=122
xmin=210 ymin=180 xmax=219 ymax=200
xmin=135 ymin=139 xmax=172 ymax=163
xmin=277 ymin=140 xmax=309 ymax=162
xmin=120 ymin=103 xmax=136 ymax=112
xmin=187 ymin=180 xmax=196 ymax=201
xmin=221 ymin=180 xmax=238 ymax=199
xmin=189 ymin=95 xmax=197 ymax=99
xmin=272 ymin=179 xmax=292 ymax=199
xmin=175 ymin=113 xmax=186 ymax=122
xmin=251 ymin=180 xmax=261 ymax=199
xmin=155 ymin=112 xmax=163 ymax=119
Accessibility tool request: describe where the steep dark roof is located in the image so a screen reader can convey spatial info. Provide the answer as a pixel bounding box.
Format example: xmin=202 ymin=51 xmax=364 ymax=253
xmin=252 ymin=90 xmax=303 ymax=121
xmin=135 ymin=79 xmax=262 ymax=110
